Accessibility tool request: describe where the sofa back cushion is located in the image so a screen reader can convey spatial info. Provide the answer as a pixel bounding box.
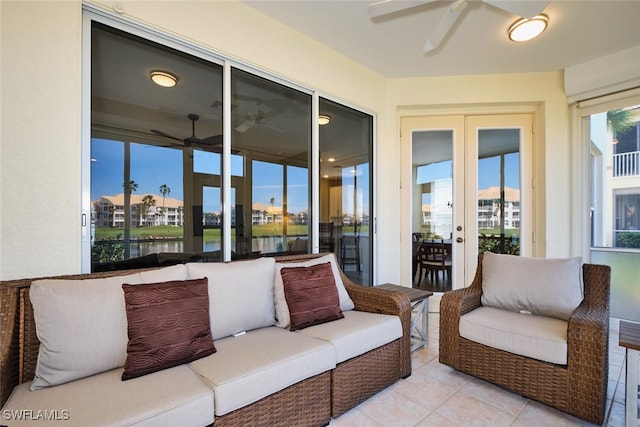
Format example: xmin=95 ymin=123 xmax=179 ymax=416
xmin=29 ymin=264 xmax=188 ymax=390
xmin=274 ymin=254 xmax=355 ymax=329
xmin=186 ymin=257 xmax=276 ymax=340
xmin=481 ymin=252 xmax=584 ymax=320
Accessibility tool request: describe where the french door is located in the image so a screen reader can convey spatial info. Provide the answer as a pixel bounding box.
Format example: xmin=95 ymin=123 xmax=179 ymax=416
xmin=401 ymin=114 xmax=533 ymax=290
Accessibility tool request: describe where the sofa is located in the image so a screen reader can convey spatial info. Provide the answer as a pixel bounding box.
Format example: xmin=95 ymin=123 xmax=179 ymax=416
xmin=0 ymin=253 xmax=411 ymax=427
xmin=439 ymin=252 xmax=611 ymax=424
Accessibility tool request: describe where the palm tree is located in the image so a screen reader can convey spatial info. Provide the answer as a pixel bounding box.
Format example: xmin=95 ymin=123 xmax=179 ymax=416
xmin=123 ymin=180 xmax=138 ymax=194
xmin=141 ymin=194 xmax=156 ymax=227
xmin=159 ymin=184 xmax=170 ymax=225
xmin=607 ymin=109 xmax=634 ymax=142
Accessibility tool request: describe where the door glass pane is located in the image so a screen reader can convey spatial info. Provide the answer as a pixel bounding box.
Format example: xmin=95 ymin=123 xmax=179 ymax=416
xmin=232 ymin=69 xmax=312 ymax=257
xmin=412 ymin=130 xmax=453 ymax=290
xmin=319 ymin=98 xmax=373 ymax=285
xmin=589 ymin=105 xmax=640 ymax=321
xmin=477 ymin=129 xmax=521 ymax=255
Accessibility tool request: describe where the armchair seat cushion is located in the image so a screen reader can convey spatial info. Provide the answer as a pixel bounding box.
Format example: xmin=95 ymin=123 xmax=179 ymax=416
xmin=460 ymin=306 xmax=568 ymax=365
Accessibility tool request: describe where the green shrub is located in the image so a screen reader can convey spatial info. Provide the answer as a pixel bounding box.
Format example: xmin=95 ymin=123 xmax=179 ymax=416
xmin=617 ymin=232 xmax=640 ymax=248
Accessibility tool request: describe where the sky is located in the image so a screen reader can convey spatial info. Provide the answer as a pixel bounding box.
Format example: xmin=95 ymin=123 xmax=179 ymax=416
xmin=91 ymin=138 xmax=312 ymax=214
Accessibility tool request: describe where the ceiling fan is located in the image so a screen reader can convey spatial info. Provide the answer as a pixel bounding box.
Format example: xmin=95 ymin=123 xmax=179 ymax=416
xmin=368 ymin=0 xmax=548 ymax=52
xmin=235 ymin=108 xmax=286 ymax=133
xmin=151 ymin=113 xmax=222 ymax=146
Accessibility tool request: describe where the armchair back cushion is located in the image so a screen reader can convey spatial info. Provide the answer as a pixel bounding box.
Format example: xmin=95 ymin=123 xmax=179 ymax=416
xmin=480 ymin=252 xmax=583 ymax=320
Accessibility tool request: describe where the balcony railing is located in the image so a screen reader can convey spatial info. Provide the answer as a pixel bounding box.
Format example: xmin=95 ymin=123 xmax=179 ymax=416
xmin=613 ymin=150 xmax=640 ymax=177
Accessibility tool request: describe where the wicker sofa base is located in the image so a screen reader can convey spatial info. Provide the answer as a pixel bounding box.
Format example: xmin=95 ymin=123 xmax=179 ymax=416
xmin=331 ymin=339 xmax=400 ymax=417
xmin=444 ymin=337 xmax=606 ymax=425
xmin=214 ymin=371 xmax=331 ymax=427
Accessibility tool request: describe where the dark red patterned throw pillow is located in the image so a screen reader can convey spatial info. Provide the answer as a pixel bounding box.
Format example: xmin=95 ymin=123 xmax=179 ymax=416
xmin=121 ymin=277 xmax=215 ymax=380
xmin=280 ymin=262 xmax=344 ymax=331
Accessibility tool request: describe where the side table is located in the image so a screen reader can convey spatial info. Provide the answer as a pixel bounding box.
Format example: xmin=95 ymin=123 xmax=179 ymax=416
xmin=376 ymin=284 xmax=433 ymax=352
xmin=619 ymin=321 xmax=640 ymax=427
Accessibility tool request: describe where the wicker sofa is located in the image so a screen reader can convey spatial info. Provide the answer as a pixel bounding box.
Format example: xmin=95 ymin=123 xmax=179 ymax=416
xmin=0 ymin=253 xmax=411 ymax=427
xmin=439 ymin=253 xmax=610 ymax=424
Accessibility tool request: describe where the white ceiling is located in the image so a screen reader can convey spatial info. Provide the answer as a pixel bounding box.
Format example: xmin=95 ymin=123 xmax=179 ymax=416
xmin=242 ymin=0 xmax=640 ymax=78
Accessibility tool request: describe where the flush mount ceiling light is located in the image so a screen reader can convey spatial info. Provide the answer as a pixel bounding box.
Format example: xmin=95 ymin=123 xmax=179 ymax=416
xmin=318 ymin=114 xmax=331 ymax=125
xmin=150 ymin=70 xmax=178 ymax=88
xmin=508 ymin=14 xmax=549 ymax=42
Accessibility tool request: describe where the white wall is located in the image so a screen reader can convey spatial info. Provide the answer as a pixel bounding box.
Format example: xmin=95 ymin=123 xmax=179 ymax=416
xmin=0 ymin=0 xmax=575 ymax=282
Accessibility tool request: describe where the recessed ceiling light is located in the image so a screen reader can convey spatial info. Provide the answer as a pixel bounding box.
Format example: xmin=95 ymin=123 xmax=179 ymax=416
xmin=508 ymin=14 xmax=548 ymax=42
xmin=318 ymin=114 xmax=331 ymax=125
xmin=150 ymin=70 xmax=178 ymax=88
xmin=327 ymin=157 xmax=335 ymax=162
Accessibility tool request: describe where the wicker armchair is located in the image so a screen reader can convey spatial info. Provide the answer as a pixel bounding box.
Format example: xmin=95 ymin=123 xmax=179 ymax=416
xmin=439 ymin=256 xmax=610 ymax=424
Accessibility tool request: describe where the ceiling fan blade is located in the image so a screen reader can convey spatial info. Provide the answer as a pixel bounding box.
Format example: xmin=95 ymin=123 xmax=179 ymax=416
xmin=483 ymin=0 xmax=548 ymax=18
xmin=235 ymin=120 xmax=254 ymax=133
xmin=423 ymin=0 xmax=467 ymax=52
xmin=200 ymin=134 xmax=223 ymax=145
xmin=150 ymin=129 xmax=183 ymax=142
xmin=368 ymin=0 xmax=435 ymax=18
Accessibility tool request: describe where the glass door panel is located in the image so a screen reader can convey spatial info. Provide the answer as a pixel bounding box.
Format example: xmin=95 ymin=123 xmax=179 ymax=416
xmin=401 ymin=115 xmax=464 ymax=291
xmin=319 ymin=98 xmax=374 ymax=285
xmin=476 ymin=129 xmax=521 ymax=255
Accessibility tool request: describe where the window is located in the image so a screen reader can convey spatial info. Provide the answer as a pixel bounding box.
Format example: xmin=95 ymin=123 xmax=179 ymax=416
xmin=87 ymin=19 xmax=374 ymax=276
xmin=578 ymin=90 xmax=640 ymax=321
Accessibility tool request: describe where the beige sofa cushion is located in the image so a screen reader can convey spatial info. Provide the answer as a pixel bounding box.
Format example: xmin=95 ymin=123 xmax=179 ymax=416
xmin=481 ymin=252 xmax=583 ymax=320
xmin=274 ymin=254 xmax=355 ymax=328
xmin=186 ymin=257 xmax=277 ymax=339
xmin=190 ymin=326 xmax=335 ymax=416
xmin=2 ymin=365 xmax=213 ymax=427
xmin=29 ymin=264 xmax=188 ymax=390
xmin=298 ymin=310 xmax=402 ymax=363
xmin=460 ymin=306 xmax=568 ymax=365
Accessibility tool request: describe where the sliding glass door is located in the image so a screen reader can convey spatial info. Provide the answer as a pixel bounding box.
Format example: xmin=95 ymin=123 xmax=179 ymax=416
xmin=87 ymin=18 xmax=374 ymax=277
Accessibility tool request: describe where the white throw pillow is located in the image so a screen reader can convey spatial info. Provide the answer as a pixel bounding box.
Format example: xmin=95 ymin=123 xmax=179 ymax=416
xmin=481 ymin=252 xmax=584 ymax=321
xmin=274 ymin=254 xmax=355 ymax=328
xmin=30 ymin=264 xmax=188 ymax=390
xmin=186 ymin=257 xmax=277 ymax=339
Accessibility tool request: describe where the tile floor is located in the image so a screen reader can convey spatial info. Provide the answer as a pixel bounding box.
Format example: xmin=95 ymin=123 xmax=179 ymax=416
xmin=329 ymin=314 xmax=633 ymax=427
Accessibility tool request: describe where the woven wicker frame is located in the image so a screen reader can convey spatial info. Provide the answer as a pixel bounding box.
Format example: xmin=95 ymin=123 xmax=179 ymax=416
xmin=0 ymin=253 xmax=411 ymax=426
xmin=439 ymin=256 xmax=610 ymax=424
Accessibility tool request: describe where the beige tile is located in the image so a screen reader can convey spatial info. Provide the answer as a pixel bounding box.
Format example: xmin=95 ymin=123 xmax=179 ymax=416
xmin=355 ymin=388 xmax=432 ymax=427
xmin=435 ymin=391 xmax=516 ymax=427
xmin=414 ymin=412 xmax=459 ymax=426
xmin=329 ymin=408 xmax=383 ymax=426
xmin=461 ymin=378 xmax=528 ymax=416
xmin=512 ymin=401 xmax=595 ymax=427
xmin=605 ymin=400 xmax=625 ymax=427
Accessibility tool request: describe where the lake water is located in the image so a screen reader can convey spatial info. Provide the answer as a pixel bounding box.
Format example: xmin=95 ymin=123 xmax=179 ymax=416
xmin=128 ymin=236 xmax=288 ymax=258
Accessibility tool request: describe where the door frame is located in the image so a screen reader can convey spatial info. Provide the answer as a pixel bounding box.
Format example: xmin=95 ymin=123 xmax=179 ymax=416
xmin=401 ymin=112 xmax=534 ymax=291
